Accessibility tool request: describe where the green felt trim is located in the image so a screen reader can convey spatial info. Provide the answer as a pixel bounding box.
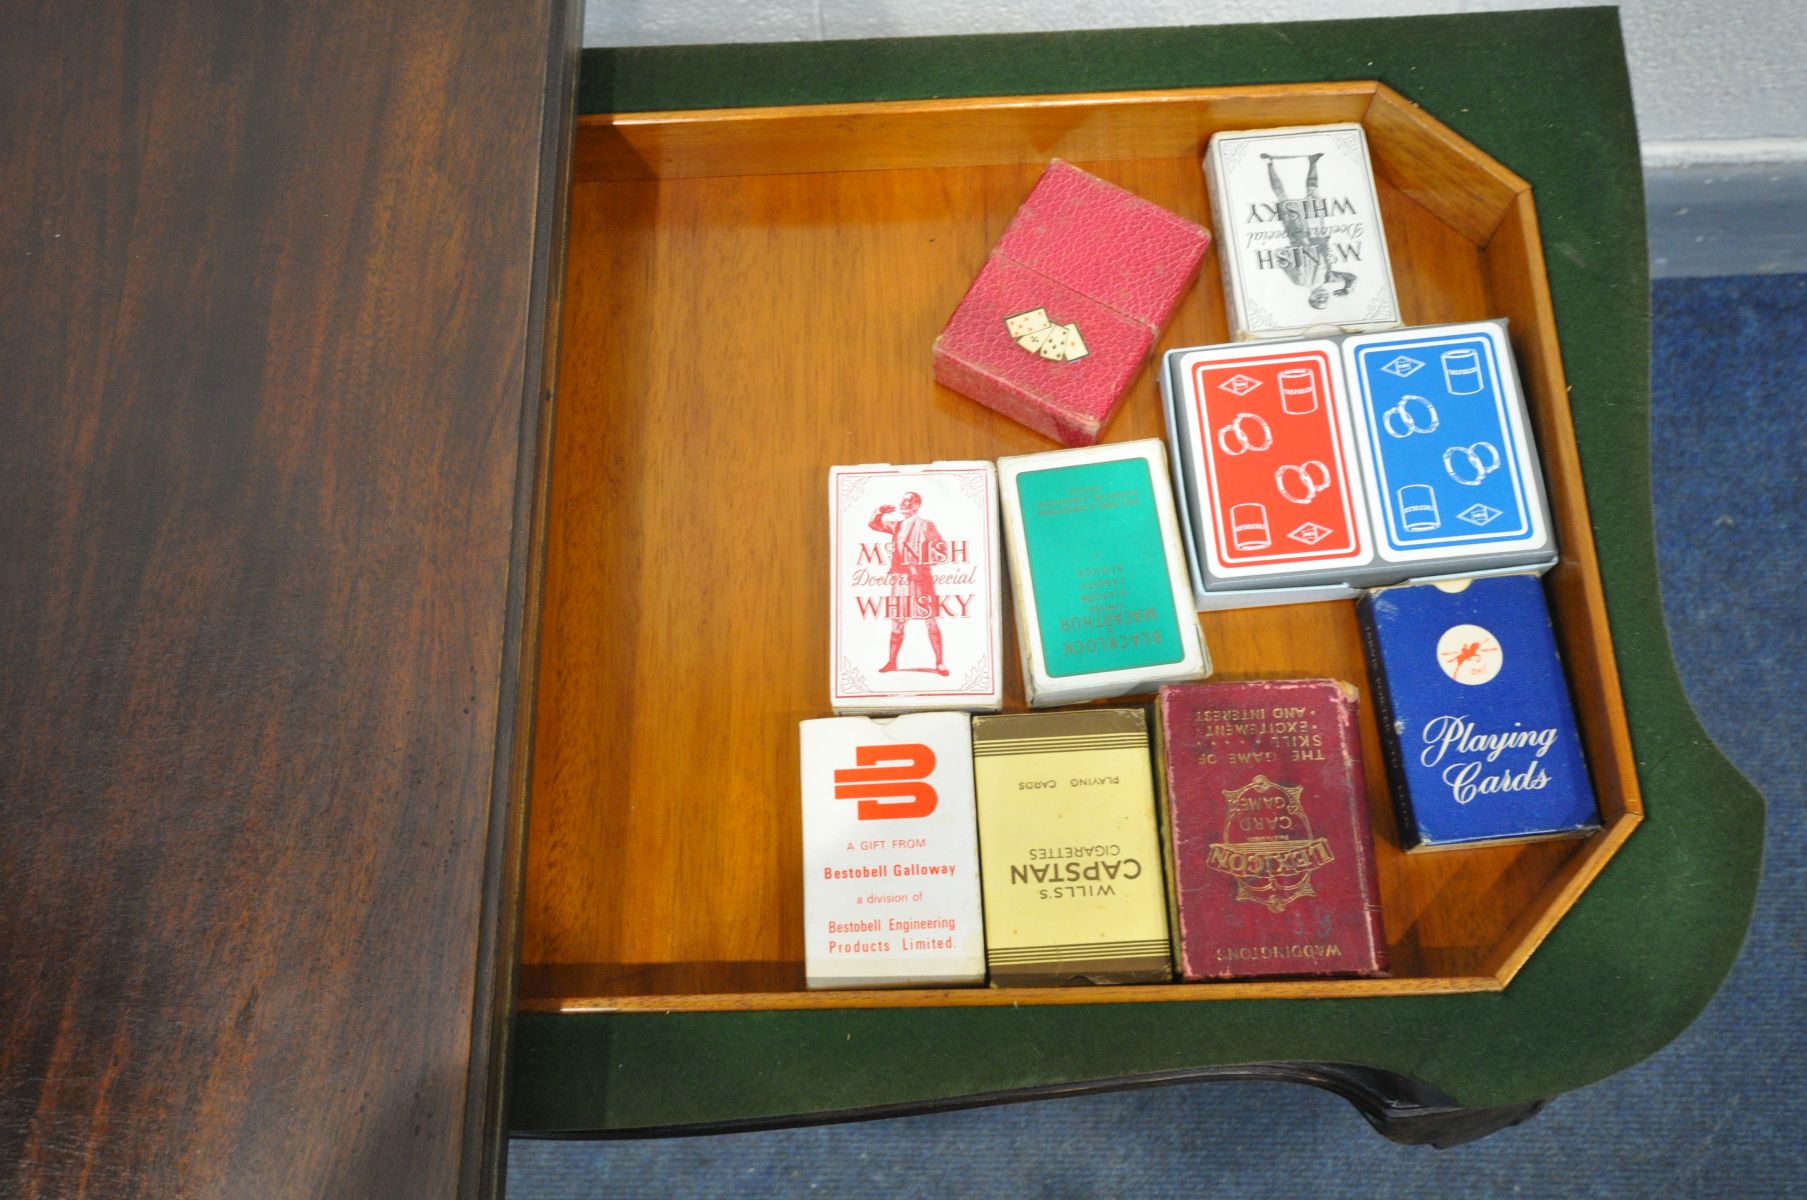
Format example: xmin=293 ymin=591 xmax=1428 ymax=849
xmin=516 ymin=7 xmax=1764 ymax=1130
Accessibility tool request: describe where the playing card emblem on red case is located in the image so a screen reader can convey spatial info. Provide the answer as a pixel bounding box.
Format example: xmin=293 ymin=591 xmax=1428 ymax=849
xmin=1004 ymin=307 xmax=1090 ymax=363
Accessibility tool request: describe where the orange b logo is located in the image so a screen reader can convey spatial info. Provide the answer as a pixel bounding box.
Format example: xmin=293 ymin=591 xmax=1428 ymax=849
xmin=832 ymin=744 xmax=938 ymax=819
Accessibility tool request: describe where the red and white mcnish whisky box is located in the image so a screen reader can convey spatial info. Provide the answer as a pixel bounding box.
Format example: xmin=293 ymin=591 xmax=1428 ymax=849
xmin=934 ymin=160 xmax=1211 ymax=447
xmin=829 ymin=461 xmax=1003 ymax=713
xmin=800 ymin=713 xmax=986 ymax=989
xmin=1154 ymin=679 xmax=1387 ymax=980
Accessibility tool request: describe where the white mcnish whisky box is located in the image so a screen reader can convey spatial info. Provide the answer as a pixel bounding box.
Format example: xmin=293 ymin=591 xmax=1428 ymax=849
xmin=1205 ymin=123 xmax=1401 ymax=341
xmin=828 ymin=461 xmax=1003 ymax=713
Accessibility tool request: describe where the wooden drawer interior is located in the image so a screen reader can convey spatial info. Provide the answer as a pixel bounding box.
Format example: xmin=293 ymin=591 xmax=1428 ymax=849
xmin=518 ymin=82 xmax=1641 ymax=1013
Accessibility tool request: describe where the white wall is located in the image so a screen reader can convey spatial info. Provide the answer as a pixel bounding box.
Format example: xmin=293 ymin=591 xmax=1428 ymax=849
xmin=584 ymin=0 xmax=1807 ymax=160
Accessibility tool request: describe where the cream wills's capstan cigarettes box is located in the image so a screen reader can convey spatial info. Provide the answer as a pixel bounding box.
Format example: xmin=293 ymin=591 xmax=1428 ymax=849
xmin=973 ymin=708 xmax=1173 ymax=986
xmin=800 ymin=713 xmax=986 ymax=988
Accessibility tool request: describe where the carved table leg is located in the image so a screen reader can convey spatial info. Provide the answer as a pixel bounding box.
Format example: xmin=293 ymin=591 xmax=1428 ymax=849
xmin=1359 ymin=1095 xmax=1548 ymax=1147
xmin=1297 ymin=1062 xmax=1550 ymax=1147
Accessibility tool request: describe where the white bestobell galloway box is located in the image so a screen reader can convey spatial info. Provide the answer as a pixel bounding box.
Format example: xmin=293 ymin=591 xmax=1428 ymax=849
xmin=827 ymin=461 xmax=1003 ymax=714
xmin=1205 ymin=123 xmax=1401 ymax=341
xmin=800 ymin=713 xmax=986 ymax=989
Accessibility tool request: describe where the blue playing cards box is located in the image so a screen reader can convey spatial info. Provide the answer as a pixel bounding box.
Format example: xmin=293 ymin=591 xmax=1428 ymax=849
xmin=1343 ymin=320 xmax=1555 ymax=577
xmin=1358 ymin=574 xmax=1598 ymax=850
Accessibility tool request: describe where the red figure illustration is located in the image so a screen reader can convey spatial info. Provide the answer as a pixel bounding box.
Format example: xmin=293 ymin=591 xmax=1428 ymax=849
xmin=870 ymin=492 xmax=948 ymax=675
xmin=1442 ymin=638 xmax=1498 ymax=680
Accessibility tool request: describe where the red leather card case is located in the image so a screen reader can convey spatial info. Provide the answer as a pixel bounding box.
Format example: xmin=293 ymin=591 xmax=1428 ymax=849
xmin=934 ymin=161 xmax=1210 ymax=447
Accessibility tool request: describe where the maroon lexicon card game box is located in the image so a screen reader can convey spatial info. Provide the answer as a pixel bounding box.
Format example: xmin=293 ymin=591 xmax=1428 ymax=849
xmin=934 ymin=160 xmax=1211 ymax=447
xmin=1154 ymin=679 xmax=1387 ymax=980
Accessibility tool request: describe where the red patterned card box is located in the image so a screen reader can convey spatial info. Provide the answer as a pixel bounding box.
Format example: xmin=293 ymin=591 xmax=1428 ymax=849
xmin=934 ymin=161 xmax=1210 ymax=447
xmin=1163 ymin=339 xmax=1374 ymax=593
xmin=1154 ymin=679 xmax=1387 ymax=981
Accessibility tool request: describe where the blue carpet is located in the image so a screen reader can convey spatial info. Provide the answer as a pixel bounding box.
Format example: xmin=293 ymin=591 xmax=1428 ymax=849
xmin=509 ymin=274 xmax=1807 ymax=1198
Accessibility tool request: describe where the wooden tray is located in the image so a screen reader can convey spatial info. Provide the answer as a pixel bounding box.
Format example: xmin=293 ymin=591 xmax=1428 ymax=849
xmin=519 ymin=81 xmax=1642 ymax=1014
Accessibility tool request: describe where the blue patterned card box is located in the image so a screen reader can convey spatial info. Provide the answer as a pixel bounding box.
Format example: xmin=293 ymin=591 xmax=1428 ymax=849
xmin=1358 ymin=574 xmax=1599 ymax=850
xmin=1342 ymin=320 xmax=1555 ymax=576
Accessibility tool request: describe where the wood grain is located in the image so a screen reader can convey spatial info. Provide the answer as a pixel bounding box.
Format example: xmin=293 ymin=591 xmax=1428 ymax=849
xmin=1485 ymin=190 xmax=1643 ymax=828
xmin=521 ymin=971 xmax=1501 ymax=1013
xmin=575 ymin=83 xmax=1375 ymax=183
xmin=1363 ymin=85 xmax=1525 ymax=246
xmin=1476 ymin=188 xmax=1645 ymax=981
xmin=0 ymin=3 xmax=575 ymax=1197
xmin=524 ymin=85 xmax=1639 ymax=1014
